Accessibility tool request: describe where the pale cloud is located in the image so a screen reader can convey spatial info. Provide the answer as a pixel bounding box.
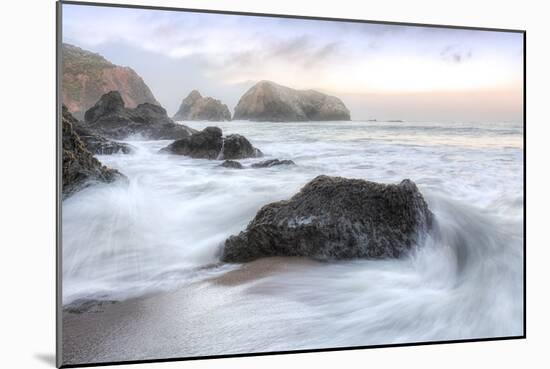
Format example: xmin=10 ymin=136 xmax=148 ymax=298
xmin=63 ymin=5 xmax=522 ymax=91
xmin=440 ymin=45 xmax=473 ymax=63
xmin=62 ymin=4 xmax=523 ymax=122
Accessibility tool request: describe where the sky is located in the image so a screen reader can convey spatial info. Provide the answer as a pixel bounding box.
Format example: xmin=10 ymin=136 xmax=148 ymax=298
xmin=62 ymin=4 xmax=524 ymax=123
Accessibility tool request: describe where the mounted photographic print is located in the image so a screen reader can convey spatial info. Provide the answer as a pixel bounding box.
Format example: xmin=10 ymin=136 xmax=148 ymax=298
xmin=57 ymin=1 xmax=525 ymax=367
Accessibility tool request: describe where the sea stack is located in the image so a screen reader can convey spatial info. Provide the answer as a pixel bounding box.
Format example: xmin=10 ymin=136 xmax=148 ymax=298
xmin=233 ymin=80 xmax=351 ymax=122
xmin=173 ymin=90 xmax=231 ymax=121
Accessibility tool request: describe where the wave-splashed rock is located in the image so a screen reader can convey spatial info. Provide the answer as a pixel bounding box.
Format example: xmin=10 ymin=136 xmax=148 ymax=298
xmin=161 ymin=126 xmax=223 ymax=159
xmin=222 ymin=134 xmax=263 ymax=159
xmin=221 ymin=175 xmax=433 ymax=263
xmin=173 ymin=90 xmax=231 ymax=121
xmin=73 ymin=125 xmax=133 ymax=155
xmin=233 ymin=80 xmax=351 ymax=122
xmin=62 ymin=43 xmax=159 ymax=120
xmin=62 ymin=106 xmax=125 ymax=198
xmin=84 ymin=91 xmax=196 ymax=140
xmin=251 ymin=159 xmax=296 ymax=168
xmin=220 ymin=160 xmax=244 ymax=169
xmin=161 ymin=127 xmax=263 ymax=160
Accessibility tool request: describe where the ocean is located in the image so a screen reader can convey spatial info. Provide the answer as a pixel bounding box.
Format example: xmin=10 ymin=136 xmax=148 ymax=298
xmin=62 ymin=119 xmax=524 ymax=352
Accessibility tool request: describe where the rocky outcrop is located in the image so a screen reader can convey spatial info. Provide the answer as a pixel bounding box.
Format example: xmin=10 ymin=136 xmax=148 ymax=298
xmin=173 ymin=90 xmax=231 ymax=121
xmin=221 ymin=175 xmax=433 ymax=263
xmin=62 ymin=43 xmax=159 ymax=120
xmin=220 ymin=160 xmax=244 ymax=169
xmin=83 ymin=91 xmax=195 ymax=140
xmin=161 ymin=126 xmax=223 ymax=159
xmin=251 ymin=159 xmax=295 ymax=168
xmin=73 ymin=125 xmax=133 ymax=155
xmin=62 ymin=106 xmax=125 ymax=197
xmin=161 ymin=127 xmax=262 ymax=160
xmin=233 ymin=81 xmax=351 ymax=122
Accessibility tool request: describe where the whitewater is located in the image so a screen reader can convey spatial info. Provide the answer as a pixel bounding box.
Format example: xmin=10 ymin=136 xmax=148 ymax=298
xmin=62 ymin=120 xmax=524 ymax=349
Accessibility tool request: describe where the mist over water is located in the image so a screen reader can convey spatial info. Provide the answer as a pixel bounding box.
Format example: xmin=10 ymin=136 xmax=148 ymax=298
xmin=62 ymin=120 xmax=524 ymax=344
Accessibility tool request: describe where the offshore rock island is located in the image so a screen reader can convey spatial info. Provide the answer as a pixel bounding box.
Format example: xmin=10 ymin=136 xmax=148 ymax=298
xmin=173 ymin=90 xmax=232 ymax=121
xmin=233 ymin=80 xmax=351 ymax=122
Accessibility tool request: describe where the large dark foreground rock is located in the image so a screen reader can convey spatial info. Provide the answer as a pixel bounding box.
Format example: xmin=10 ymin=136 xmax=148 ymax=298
xmin=62 ymin=106 xmax=125 ymax=197
xmin=84 ymin=91 xmax=195 ymax=140
xmin=173 ymin=90 xmax=231 ymax=121
xmin=233 ymin=80 xmax=351 ymax=122
xmin=161 ymin=126 xmax=263 ymax=160
xmin=221 ymin=175 xmax=433 ymax=262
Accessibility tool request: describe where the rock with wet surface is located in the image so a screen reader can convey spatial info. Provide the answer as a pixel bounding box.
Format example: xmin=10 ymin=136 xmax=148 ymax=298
xmin=161 ymin=126 xmax=223 ymax=159
xmin=221 ymin=134 xmax=263 ymax=160
xmin=220 ymin=160 xmax=244 ymax=169
xmin=62 ymin=106 xmax=126 ymax=197
xmin=161 ymin=127 xmax=263 ymax=160
xmin=222 ymin=175 xmax=433 ymax=262
xmin=73 ymin=125 xmax=134 ymax=155
xmin=251 ymin=159 xmax=295 ymax=168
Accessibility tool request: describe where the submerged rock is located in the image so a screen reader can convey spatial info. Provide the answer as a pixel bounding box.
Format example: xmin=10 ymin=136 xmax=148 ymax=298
xmin=221 ymin=175 xmax=433 ymax=263
xmin=62 ymin=106 xmax=125 ymax=197
xmin=84 ymin=91 xmax=195 ymax=140
xmin=173 ymin=90 xmax=231 ymax=121
xmin=251 ymin=159 xmax=295 ymax=168
xmin=220 ymin=160 xmax=244 ymax=169
xmin=233 ymin=80 xmax=351 ymax=122
xmin=161 ymin=127 xmax=262 ymax=160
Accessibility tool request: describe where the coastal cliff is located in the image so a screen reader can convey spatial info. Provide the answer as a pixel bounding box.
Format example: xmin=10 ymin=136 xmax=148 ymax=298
xmin=62 ymin=43 xmax=159 ymax=119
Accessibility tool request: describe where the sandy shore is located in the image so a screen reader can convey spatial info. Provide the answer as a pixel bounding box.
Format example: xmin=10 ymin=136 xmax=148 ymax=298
xmin=62 ymin=257 xmax=323 ymax=366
